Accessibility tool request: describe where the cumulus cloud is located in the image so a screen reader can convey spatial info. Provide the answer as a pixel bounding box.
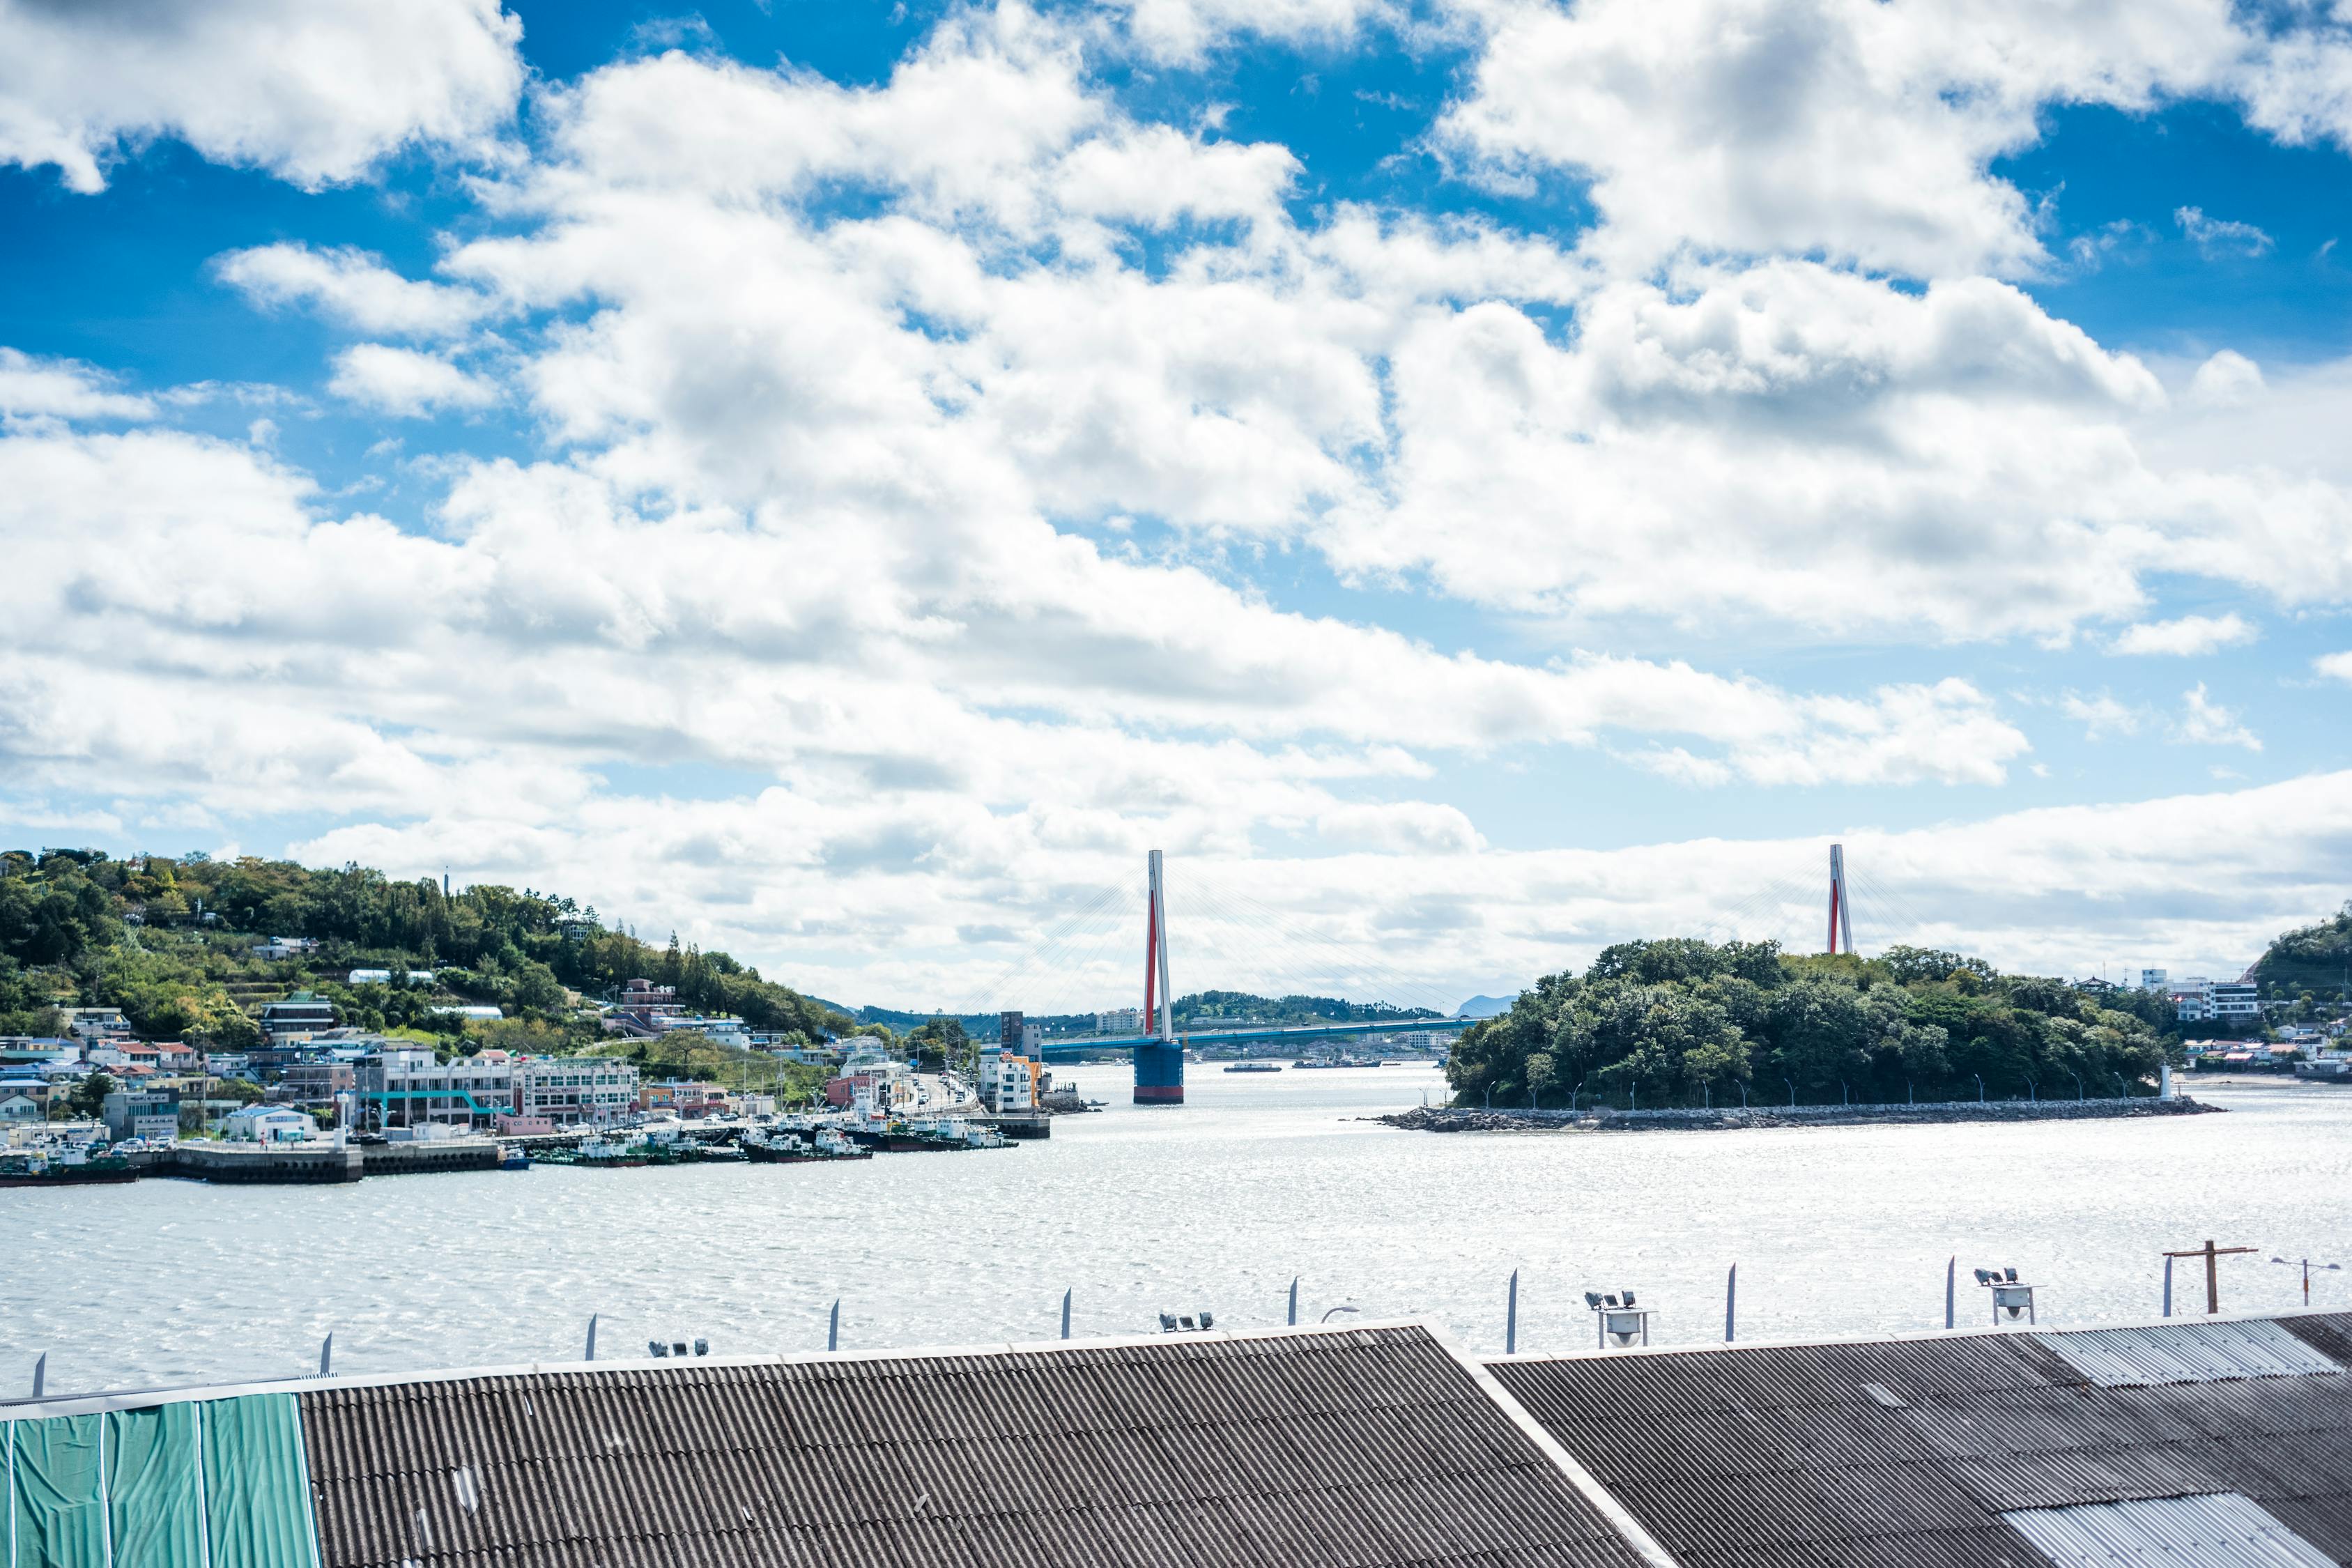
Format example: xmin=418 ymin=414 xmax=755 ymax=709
xmin=326 ymin=345 xmax=498 ymax=417
xmin=2109 ymin=613 xmax=2258 ymax=656
xmin=213 ymin=245 xmax=490 ymax=338
xmin=2317 ymin=652 xmax=2352 ymax=685
xmin=0 ymin=348 xmax=153 ymax=423
xmin=2176 ymin=683 xmax=2261 ymax=750
xmin=13 ymin=1 xmax=2352 ymax=1003
xmin=0 ymin=0 xmax=523 ymax=192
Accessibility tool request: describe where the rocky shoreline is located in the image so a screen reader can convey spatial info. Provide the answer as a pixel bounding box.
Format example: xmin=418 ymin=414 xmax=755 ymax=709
xmin=1378 ymin=1095 xmax=2219 ymax=1134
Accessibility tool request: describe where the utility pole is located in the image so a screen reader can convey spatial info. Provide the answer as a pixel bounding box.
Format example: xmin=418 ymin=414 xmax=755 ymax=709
xmin=2164 ymin=1239 xmax=2257 ymax=1314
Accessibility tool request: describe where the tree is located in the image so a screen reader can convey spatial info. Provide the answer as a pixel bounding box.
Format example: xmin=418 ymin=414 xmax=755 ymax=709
xmin=68 ymin=1071 xmax=116 ymax=1119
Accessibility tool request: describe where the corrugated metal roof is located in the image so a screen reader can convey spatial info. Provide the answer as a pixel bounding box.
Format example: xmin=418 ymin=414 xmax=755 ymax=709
xmin=2003 ymin=1491 xmax=2335 ymax=1566
xmin=2037 ymin=1320 xmax=2345 ymax=1388
xmin=298 ymin=1325 xmax=1659 ymax=1568
xmin=1491 ymin=1316 xmax=2352 ymax=1567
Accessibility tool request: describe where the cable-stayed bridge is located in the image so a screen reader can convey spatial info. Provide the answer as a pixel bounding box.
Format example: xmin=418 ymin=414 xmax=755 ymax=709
xmin=989 ymin=842 xmax=1908 ymax=1107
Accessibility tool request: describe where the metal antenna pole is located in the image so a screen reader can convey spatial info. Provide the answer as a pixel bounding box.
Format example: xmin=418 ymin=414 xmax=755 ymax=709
xmin=1060 ymin=1289 xmax=1072 ymax=1341
xmin=1944 ymin=1256 xmax=1955 ymax=1330
xmin=31 ymin=1352 xmax=45 ymax=1399
xmin=2164 ymin=1256 xmax=2174 ymax=1318
xmin=1288 ymin=1276 xmax=1299 ymax=1327
xmin=1506 ymin=1270 xmax=1519 ymax=1355
xmin=827 ymin=1299 xmax=840 ymax=1353
xmin=585 ymin=1314 xmax=598 ymax=1362
xmin=318 ymin=1333 xmax=333 ymax=1378
xmin=1725 ymin=1263 xmax=1737 ymax=1344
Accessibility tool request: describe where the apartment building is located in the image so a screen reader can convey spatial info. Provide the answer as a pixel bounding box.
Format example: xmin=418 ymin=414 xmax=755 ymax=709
xmin=354 ymin=1049 xmax=516 ymax=1129
xmin=512 ymin=1056 xmax=638 ymax=1127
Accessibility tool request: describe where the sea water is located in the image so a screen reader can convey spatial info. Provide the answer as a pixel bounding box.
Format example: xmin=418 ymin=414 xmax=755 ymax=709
xmin=6 ymin=1066 xmax=2347 ymax=1393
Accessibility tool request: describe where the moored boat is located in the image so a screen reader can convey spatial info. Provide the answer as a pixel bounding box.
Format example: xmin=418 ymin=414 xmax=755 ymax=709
xmin=0 ymin=1147 xmax=139 ymax=1187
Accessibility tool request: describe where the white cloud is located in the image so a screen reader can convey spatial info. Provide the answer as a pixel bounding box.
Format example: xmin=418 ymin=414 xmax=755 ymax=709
xmin=2059 ymin=691 xmax=2142 ymax=740
xmin=326 ymin=345 xmax=498 ymax=417
xmin=1112 ymin=0 xmax=1392 ymax=62
xmin=2317 ymin=652 xmax=2352 ymax=685
xmin=0 ymin=347 xmax=153 ymax=423
xmin=2186 ymin=348 xmax=2265 ymax=407
xmin=2176 ymin=205 xmax=2275 ymax=259
xmin=214 ymin=245 xmax=489 ymax=338
xmin=2109 ymin=613 xmax=2258 ymax=656
xmin=2176 ymin=683 xmax=2261 ymax=751
xmin=0 ymin=0 xmax=523 ymax=193
xmin=1436 ymin=0 xmax=2248 ymax=279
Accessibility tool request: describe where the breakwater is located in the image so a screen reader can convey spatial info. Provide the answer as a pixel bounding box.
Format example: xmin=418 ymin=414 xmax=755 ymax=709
xmin=1381 ymin=1094 xmax=2219 ymax=1134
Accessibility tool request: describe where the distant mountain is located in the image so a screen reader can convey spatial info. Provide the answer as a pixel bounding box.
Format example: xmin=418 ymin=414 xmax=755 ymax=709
xmin=1455 ymin=994 xmax=1514 ymax=1019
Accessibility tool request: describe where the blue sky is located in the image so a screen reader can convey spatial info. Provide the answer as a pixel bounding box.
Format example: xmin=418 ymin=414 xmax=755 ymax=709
xmin=3 ymin=0 xmax=2351 ymax=1007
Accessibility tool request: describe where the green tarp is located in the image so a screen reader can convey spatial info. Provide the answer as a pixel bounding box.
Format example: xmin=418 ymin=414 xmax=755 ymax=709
xmin=200 ymin=1397 xmax=314 ymax=1568
xmin=8 ymin=1414 xmax=102 ymax=1568
xmin=105 ymin=1406 xmax=200 ymax=1568
xmin=4 ymin=1393 xmax=316 ymax=1568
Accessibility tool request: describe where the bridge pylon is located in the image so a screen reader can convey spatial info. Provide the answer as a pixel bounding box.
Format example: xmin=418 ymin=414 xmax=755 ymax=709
xmin=1135 ymin=848 xmax=1183 ymax=1105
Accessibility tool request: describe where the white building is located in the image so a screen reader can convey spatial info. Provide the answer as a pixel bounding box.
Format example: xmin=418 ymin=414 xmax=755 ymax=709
xmin=355 ymin=1048 xmax=516 ymax=1129
xmin=223 ymin=1105 xmax=315 ymax=1143
xmin=250 ymin=937 xmax=318 ymax=959
xmin=1095 ymin=1008 xmax=1142 ymax=1035
xmin=2174 ymin=978 xmax=2261 ymax=1024
xmin=980 ymin=1052 xmax=1036 ymax=1112
xmin=61 ymin=1008 xmax=129 ymax=1041
xmin=2139 ymin=968 xmax=2169 ymax=992
xmin=512 ymin=1057 xmax=640 ymax=1127
xmin=428 ymin=1004 xmax=505 ymax=1023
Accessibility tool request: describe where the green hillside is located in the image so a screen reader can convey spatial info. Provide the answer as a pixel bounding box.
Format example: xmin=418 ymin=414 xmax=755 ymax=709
xmin=2254 ymin=902 xmax=2352 ymax=1005
xmin=0 ymin=848 xmax=852 ymax=1051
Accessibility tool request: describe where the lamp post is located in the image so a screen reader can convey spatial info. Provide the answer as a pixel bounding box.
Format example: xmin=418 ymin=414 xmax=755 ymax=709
xmin=1972 ymin=1073 xmax=1984 ymax=1103
xmin=2067 ymin=1068 xmax=2082 ymax=1101
xmin=1321 ymin=1305 xmax=1360 ymax=1324
xmin=1783 ymin=1076 xmax=1794 ymax=1109
xmin=2272 ymin=1255 xmax=2343 ymax=1305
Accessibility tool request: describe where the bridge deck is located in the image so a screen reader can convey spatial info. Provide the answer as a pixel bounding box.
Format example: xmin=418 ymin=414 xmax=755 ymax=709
xmin=1038 ymin=1017 xmax=1473 ymax=1056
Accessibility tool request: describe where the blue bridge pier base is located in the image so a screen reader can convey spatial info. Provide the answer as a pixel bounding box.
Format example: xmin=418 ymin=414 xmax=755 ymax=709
xmin=1134 ymin=1042 xmax=1185 ymax=1105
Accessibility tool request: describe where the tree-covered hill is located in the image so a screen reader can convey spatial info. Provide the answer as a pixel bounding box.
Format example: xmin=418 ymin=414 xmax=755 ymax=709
xmin=2254 ymin=902 xmax=2352 ymax=1004
xmin=1447 ymin=939 xmax=2182 ymax=1110
xmin=1171 ymin=991 xmax=1444 ymax=1027
xmin=0 ymin=848 xmax=852 ymax=1048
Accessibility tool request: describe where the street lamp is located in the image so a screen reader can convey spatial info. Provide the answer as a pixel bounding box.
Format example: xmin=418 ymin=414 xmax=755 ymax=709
xmin=1321 ymin=1305 xmax=1361 ymax=1323
xmin=2272 ymin=1256 xmax=2344 ymax=1305
xmin=1783 ymin=1076 xmax=1794 ymax=1109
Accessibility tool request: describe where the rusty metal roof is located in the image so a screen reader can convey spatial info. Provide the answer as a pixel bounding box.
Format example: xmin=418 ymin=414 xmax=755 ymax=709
xmin=1491 ymin=1313 xmax=2352 ymax=1567
xmin=297 ymin=1325 xmax=1661 ymax=1568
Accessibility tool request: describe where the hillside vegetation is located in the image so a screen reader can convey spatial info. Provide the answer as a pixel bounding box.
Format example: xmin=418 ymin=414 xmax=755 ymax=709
xmin=1448 ymin=939 xmax=2181 ymax=1110
xmin=0 ymin=849 xmax=852 ymax=1050
xmin=2254 ymin=902 xmax=2352 ymax=1004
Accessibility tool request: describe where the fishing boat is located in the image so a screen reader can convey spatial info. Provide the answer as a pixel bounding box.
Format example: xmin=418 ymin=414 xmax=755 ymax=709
xmin=741 ymin=1127 xmax=873 ymax=1163
xmin=499 ymin=1147 xmax=532 ymax=1171
xmin=1224 ymin=1061 xmax=1282 ymax=1073
xmin=0 ymin=1146 xmax=138 ymax=1187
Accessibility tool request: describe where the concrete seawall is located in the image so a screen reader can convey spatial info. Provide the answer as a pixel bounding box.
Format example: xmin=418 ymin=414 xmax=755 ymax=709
xmin=130 ymin=1139 xmax=503 ymax=1183
xmin=1381 ymin=1095 xmax=2219 ymax=1135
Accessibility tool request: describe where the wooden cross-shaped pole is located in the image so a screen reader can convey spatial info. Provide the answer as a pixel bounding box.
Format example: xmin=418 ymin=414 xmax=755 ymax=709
xmin=2164 ymin=1239 xmax=2257 ymax=1314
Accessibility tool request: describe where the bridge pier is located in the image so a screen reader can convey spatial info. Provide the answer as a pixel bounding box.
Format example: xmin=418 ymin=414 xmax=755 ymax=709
xmin=1134 ymin=1042 xmax=1184 ymax=1105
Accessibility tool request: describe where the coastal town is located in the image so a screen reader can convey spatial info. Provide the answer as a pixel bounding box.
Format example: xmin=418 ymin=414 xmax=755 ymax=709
xmin=0 ymin=962 xmax=1101 ymax=1185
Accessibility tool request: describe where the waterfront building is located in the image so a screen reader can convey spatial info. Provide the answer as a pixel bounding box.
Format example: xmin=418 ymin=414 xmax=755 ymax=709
xmin=222 ymin=1105 xmax=316 ymax=1142
xmin=355 ymin=1048 xmax=515 ymax=1129
xmin=0 ymin=1091 xmax=41 ymax=1122
xmin=1094 ymin=1006 xmax=1142 ymax=1033
xmin=512 ymin=1056 xmax=639 ymax=1126
xmin=275 ymin=1061 xmax=357 ymax=1105
xmin=2174 ymin=977 xmax=2263 ymax=1024
xmin=638 ymin=1078 xmax=728 ymax=1117
xmin=100 ymin=1088 xmax=180 ymax=1142
xmin=978 ymin=1050 xmax=1037 ymax=1112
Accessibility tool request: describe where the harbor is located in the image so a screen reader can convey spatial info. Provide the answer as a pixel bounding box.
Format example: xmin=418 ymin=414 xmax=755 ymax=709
xmin=10 ymin=1064 xmax=2352 ymax=1394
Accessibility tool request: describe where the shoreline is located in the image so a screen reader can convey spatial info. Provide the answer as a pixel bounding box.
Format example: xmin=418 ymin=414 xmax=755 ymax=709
xmin=1378 ymin=1094 xmax=2220 ymax=1134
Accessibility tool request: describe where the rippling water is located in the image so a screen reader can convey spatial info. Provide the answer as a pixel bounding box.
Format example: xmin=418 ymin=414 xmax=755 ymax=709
xmin=9 ymin=1065 xmax=2350 ymax=1396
